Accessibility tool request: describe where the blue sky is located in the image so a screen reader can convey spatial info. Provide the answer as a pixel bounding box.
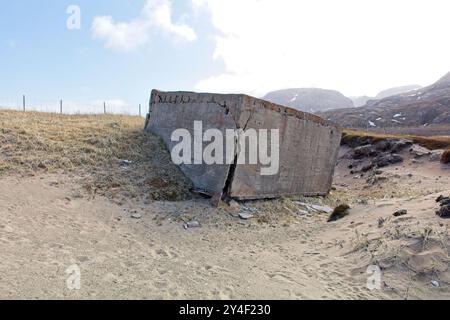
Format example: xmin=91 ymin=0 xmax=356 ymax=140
xmin=0 ymin=0 xmax=220 ymax=113
xmin=1 ymin=0 xmax=450 ymax=114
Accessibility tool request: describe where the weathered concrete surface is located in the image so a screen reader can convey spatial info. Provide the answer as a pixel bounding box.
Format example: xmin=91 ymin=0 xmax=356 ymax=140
xmin=145 ymin=90 xmax=342 ymax=200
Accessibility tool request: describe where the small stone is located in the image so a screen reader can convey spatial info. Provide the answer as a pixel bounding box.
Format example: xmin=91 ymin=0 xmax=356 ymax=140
xmin=120 ymin=160 xmax=132 ymax=166
xmin=431 ymin=280 xmax=440 ymax=288
xmin=310 ymin=204 xmax=333 ymax=214
xmin=185 ymin=220 xmax=201 ymax=228
xmin=393 ymin=209 xmax=408 ymax=217
xmin=238 ymin=212 xmax=254 ymax=220
xmin=131 ymin=213 xmax=142 ymax=219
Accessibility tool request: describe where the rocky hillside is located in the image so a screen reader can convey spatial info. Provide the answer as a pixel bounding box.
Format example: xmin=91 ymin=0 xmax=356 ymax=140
xmin=375 ymin=85 xmax=422 ymax=100
xmin=322 ymin=73 xmax=450 ymax=128
xmin=263 ymin=88 xmax=354 ymax=113
xmin=351 ymin=85 xmax=422 ymax=107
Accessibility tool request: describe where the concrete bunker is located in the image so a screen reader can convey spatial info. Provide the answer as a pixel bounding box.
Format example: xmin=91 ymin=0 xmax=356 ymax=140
xmin=145 ymin=90 xmax=342 ymax=201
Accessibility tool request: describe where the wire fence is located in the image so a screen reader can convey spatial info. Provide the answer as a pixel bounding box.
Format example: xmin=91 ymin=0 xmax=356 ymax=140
xmin=0 ymin=95 xmax=145 ymax=117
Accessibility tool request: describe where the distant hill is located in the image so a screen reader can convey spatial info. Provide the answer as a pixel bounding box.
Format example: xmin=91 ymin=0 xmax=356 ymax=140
xmin=263 ymin=88 xmax=354 ymax=113
xmin=375 ymin=85 xmax=422 ymax=100
xmin=351 ymin=96 xmax=373 ymax=108
xmin=351 ymin=85 xmax=422 ymax=108
xmin=321 ymin=73 xmax=450 ymax=128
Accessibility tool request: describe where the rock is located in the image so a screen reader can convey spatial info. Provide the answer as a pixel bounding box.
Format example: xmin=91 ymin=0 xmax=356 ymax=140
xmin=361 ymin=164 xmax=374 ymax=172
xmin=410 ymin=145 xmax=431 ymax=158
xmin=390 ymin=139 xmax=413 ymax=153
xmin=378 ymin=217 xmax=386 ymax=228
xmin=429 ymin=151 xmax=442 ymax=162
xmin=372 ymin=154 xmax=404 ymax=168
xmin=131 ymin=213 xmax=142 ymax=219
xmin=120 ymin=160 xmax=132 ymax=166
xmin=374 ymin=140 xmax=391 ymax=152
xmin=327 ymin=204 xmax=351 ymax=222
xmin=184 ymin=220 xmax=201 ymax=229
xmin=436 ymin=205 xmax=450 ymax=218
xmin=431 ymin=280 xmax=440 ymax=288
xmin=393 ymin=209 xmax=408 ymax=217
xmin=353 ymin=145 xmax=378 ymax=159
xmin=297 ymin=209 xmax=309 ymax=216
xmin=436 ymin=195 xmax=450 ymax=206
xmin=442 ymin=150 xmax=450 ymax=164
xmin=310 ymin=204 xmax=333 ymax=214
xmin=238 ymin=212 xmax=254 ymax=220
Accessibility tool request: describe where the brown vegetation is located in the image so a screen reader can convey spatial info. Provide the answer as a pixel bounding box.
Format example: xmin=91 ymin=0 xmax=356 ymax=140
xmin=343 ymin=129 xmax=450 ymax=150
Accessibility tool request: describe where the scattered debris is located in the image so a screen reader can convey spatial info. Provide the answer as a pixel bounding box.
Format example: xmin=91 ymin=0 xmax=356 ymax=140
xmin=238 ymin=212 xmax=254 ymax=220
xmin=184 ymin=221 xmax=201 ymax=229
xmin=410 ymin=145 xmax=431 ymax=158
xmin=119 ymin=160 xmax=132 ymax=166
xmin=131 ymin=213 xmax=142 ymax=219
xmin=393 ymin=209 xmax=408 ymax=217
xmin=431 ymin=280 xmax=440 ymax=288
xmin=294 ymin=202 xmax=332 ymax=214
xmin=372 ymin=154 xmax=404 ymax=168
xmin=310 ymin=204 xmax=333 ymax=214
xmin=327 ymin=204 xmax=351 ymax=222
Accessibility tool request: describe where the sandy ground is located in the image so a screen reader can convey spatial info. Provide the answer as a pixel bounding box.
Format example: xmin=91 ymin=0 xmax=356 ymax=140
xmin=1 ymin=146 xmax=450 ymax=300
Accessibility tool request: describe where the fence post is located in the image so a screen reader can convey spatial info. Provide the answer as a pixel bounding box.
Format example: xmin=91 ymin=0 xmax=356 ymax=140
xmin=60 ymin=100 xmax=63 ymax=114
xmin=104 ymin=102 xmax=106 ymax=114
xmin=139 ymin=104 xmax=141 ymax=117
xmin=22 ymin=95 xmax=26 ymax=111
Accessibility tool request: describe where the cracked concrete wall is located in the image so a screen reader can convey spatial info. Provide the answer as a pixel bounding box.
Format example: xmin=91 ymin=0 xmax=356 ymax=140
xmin=145 ymin=89 xmax=342 ymax=200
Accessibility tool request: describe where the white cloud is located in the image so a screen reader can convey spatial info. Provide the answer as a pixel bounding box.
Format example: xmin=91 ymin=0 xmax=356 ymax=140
xmin=92 ymin=0 xmax=197 ymax=52
xmin=194 ymin=0 xmax=450 ymax=97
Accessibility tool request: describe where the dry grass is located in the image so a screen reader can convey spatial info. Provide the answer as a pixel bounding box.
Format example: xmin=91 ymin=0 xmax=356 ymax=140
xmin=343 ymin=129 xmax=450 ymax=150
xmin=0 ymin=110 xmax=192 ymax=202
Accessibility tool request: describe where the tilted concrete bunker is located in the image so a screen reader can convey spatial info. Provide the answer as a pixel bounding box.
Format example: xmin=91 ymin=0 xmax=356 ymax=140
xmin=145 ymin=90 xmax=342 ymax=201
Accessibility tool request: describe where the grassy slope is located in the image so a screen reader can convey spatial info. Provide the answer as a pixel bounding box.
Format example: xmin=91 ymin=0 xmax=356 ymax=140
xmin=343 ymin=129 xmax=450 ymax=149
xmin=0 ymin=110 xmax=192 ymax=202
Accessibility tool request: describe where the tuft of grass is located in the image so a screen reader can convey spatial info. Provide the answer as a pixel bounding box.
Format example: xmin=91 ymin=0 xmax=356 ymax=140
xmin=343 ymin=129 xmax=450 ymax=150
xmin=0 ymin=110 xmax=193 ymax=202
